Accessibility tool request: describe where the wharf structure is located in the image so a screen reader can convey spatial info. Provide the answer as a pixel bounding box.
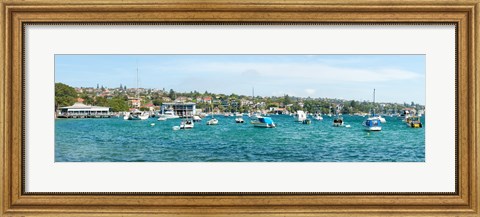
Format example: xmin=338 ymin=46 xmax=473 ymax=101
xmin=160 ymin=102 xmax=196 ymax=117
xmin=57 ymin=102 xmax=112 ymax=118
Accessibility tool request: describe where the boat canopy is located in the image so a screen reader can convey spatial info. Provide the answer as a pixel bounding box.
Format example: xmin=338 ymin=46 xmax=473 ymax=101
xmin=365 ymin=119 xmax=381 ymax=127
xmin=259 ymin=117 xmax=274 ymax=124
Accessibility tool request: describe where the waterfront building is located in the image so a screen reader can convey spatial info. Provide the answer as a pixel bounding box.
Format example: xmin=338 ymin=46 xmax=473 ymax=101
xmin=160 ymin=102 xmax=196 ymax=117
xmin=57 ymin=102 xmax=112 ymax=118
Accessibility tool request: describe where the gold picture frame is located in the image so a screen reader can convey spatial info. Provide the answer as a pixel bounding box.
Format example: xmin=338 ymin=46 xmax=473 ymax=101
xmin=1 ymin=0 xmax=478 ymax=216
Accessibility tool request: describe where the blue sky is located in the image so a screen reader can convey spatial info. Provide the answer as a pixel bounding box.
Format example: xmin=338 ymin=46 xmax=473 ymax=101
xmin=55 ymin=54 xmax=425 ymax=104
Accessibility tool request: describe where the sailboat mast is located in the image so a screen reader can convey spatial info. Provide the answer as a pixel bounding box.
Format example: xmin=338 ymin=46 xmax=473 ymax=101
xmin=372 ymin=89 xmax=376 ymax=115
xmin=136 ymin=62 xmax=139 ymax=106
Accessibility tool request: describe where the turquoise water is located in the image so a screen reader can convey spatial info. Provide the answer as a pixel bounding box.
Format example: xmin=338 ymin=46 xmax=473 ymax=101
xmin=55 ymin=115 xmax=425 ymax=162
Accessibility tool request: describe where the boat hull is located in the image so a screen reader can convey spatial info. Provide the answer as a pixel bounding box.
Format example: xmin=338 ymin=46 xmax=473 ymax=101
xmin=363 ymin=126 xmax=382 ymax=131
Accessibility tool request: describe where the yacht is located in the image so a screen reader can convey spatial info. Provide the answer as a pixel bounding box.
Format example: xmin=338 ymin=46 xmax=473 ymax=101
xmin=158 ymin=110 xmax=180 ymax=119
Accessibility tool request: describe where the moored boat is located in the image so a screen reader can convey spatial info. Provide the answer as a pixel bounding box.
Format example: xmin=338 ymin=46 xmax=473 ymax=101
xmin=235 ymin=117 xmax=245 ymax=123
xmin=362 ymin=89 xmax=382 ymax=131
xmin=294 ymin=110 xmax=307 ymax=122
xmin=251 ymin=116 xmax=276 ymax=128
xmin=180 ymin=119 xmax=194 ymax=129
xmin=405 ymin=116 xmax=423 ymax=128
xmin=158 ymin=110 xmax=180 ymax=119
xmin=332 ymin=116 xmax=344 ymax=127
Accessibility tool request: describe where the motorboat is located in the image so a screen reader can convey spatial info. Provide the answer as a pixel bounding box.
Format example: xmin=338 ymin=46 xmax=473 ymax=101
xmin=294 ymin=110 xmax=307 ymax=122
xmin=125 ymin=109 xmax=148 ymax=120
xmin=193 ymin=115 xmax=202 ymax=122
xmin=158 ymin=110 xmax=180 ymax=119
xmin=180 ymin=119 xmax=194 ymax=129
xmin=251 ymin=116 xmax=276 ymax=128
xmin=332 ymin=116 xmax=344 ymax=127
xmin=206 ymin=118 xmax=218 ymax=125
xmin=314 ymin=114 xmax=323 ymax=121
xmin=235 ymin=117 xmax=245 ymax=123
xmin=362 ymin=116 xmax=382 ymax=131
xmin=405 ymin=116 xmax=423 ymax=128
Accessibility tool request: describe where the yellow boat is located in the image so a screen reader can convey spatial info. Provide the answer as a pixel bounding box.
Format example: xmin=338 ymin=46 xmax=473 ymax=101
xmin=405 ymin=116 xmax=423 ymax=128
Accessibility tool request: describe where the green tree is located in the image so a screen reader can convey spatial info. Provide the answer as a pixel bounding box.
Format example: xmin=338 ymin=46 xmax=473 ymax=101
xmin=95 ymin=96 xmax=108 ymax=107
xmin=107 ymin=97 xmax=129 ymax=112
xmin=55 ymin=83 xmax=77 ymax=109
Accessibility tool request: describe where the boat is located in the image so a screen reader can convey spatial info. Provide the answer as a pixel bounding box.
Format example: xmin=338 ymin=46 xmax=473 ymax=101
xmin=314 ymin=114 xmax=323 ymax=121
xmin=405 ymin=116 xmax=423 ymax=128
xmin=235 ymin=117 xmax=245 ymax=123
xmin=193 ymin=115 xmax=202 ymax=122
xmin=206 ymin=118 xmax=218 ymax=125
xmin=332 ymin=116 xmax=344 ymax=127
xmin=362 ymin=89 xmax=382 ymax=131
xmin=125 ymin=64 xmax=149 ymax=121
xmin=124 ymin=109 xmax=148 ymax=120
xmin=158 ymin=109 xmax=180 ymax=119
xmin=362 ymin=116 xmax=382 ymax=131
xmin=180 ymin=119 xmax=194 ymax=129
xmin=206 ymin=106 xmax=218 ymax=125
xmin=157 ymin=117 xmax=167 ymax=121
xmin=377 ymin=115 xmax=386 ymax=123
xmin=251 ymin=116 xmax=276 ymax=128
xmin=294 ymin=110 xmax=307 ymax=122
xmin=302 ymin=119 xmax=311 ymax=124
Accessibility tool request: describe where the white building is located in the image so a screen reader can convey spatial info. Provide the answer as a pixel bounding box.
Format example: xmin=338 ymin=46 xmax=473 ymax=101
xmin=58 ymin=102 xmax=112 ymax=118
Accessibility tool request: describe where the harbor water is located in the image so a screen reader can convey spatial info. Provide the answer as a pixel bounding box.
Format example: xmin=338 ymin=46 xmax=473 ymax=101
xmin=55 ymin=115 xmax=425 ymax=162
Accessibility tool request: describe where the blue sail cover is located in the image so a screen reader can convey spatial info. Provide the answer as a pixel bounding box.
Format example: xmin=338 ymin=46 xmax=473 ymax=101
xmin=259 ymin=117 xmax=274 ymax=124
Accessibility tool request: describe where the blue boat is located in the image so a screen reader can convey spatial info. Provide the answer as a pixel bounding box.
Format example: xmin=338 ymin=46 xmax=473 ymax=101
xmin=251 ymin=117 xmax=276 ymax=128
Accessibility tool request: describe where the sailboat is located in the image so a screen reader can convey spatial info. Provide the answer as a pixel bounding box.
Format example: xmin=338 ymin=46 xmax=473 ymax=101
xmin=362 ymin=89 xmax=382 ymax=131
xmin=124 ymin=63 xmax=149 ymax=121
xmin=206 ymin=105 xmax=218 ymax=125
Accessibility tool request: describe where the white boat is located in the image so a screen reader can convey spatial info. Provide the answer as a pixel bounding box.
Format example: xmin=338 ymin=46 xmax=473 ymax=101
xmin=362 ymin=89 xmax=382 ymax=131
xmin=193 ymin=115 xmax=202 ymax=122
xmin=158 ymin=110 xmax=180 ymax=119
xmin=157 ymin=117 xmax=167 ymax=121
xmin=125 ymin=110 xmax=147 ymax=120
xmin=206 ymin=105 xmax=218 ymax=125
xmin=251 ymin=116 xmax=276 ymax=128
xmin=235 ymin=112 xmax=243 ymax=117
xmin=377 ymin=115 xmax=386 ymax=123
xmin=314 ymin=114 xmax=323 ymax=121
xmin=362 ymin=116 xmax=382 ymax=131
xmin=180 ymin=120 xmax=194 ymax=129
xmin=235 ymin=117 xmax=244 ymax=123
xmin=332 ymin=116 xmax=344 ymax=127
xmin=206 ymin=118 xmax=218 ymax=125
xmin=294 ymin=110 xmax=307 ymax=122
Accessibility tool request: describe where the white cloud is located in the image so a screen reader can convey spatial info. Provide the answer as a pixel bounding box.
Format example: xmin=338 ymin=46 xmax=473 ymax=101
xmin=156 ymin=61 xmax=422 ymax=84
